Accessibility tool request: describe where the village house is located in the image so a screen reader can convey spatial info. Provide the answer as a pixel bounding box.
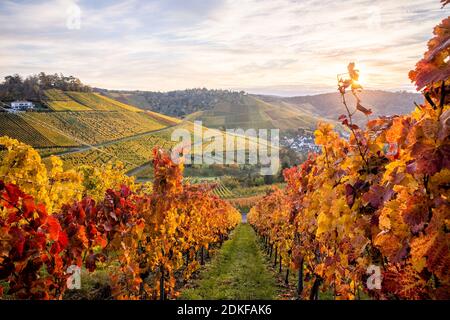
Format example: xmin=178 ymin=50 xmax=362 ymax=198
xmin=9 ymin=100 xmax=34 ymax=112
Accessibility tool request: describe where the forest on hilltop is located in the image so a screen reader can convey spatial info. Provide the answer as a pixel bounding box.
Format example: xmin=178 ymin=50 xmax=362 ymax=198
xmin=97 ymin=88 xmax=246 ymax=118
xmin=0 ymin=73 xmax=91 ymax=102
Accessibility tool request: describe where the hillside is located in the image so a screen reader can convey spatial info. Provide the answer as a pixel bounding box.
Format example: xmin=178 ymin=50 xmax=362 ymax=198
xmin=57 ymin=120 xmax=272 ymax=175
xmin=100 ymin=88 xmax=422 ymax=130
xmin=4 ymin=76 xmax=419 ymax=175
xmin=255 ymin=90 xmax=423 ymax=125
xmin=0 ymin=79 xmax=187 ymax=173
xmin=185 ymin=95 xmax=326 ymax=132
xmin=0 ymin=90 xmax=175 ymax=147
xmin=100 ymin=88 xmax=328 ymax=132
xmin=98 ymin=88 xmax=242 ymax=118
xmin=44 ymin=89 xmax=143 ymax=112
xmin=0 ymin=85 xmax=273 ymax=175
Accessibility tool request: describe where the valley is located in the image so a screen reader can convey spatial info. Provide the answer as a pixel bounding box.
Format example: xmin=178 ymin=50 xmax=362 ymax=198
xmin=0 ymin=78 xmax=279 ymax=193
xmin=0 ymin=75 xmax=421 ymax=193
xmin=100 ymin=88 xmax=421 ymax=130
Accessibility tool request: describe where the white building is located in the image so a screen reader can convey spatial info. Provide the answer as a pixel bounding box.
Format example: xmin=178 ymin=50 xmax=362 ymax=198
xmin=9 ymin=101 xmax=34 ymax=112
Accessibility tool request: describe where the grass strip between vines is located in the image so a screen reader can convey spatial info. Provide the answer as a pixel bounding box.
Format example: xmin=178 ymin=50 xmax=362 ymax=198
xmin=181 ymin=223 xmax=278 ymax=300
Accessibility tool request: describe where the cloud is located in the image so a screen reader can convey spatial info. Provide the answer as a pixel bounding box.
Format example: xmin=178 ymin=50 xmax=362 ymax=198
xmin=0 ymin=0 xmax=447 ymax=95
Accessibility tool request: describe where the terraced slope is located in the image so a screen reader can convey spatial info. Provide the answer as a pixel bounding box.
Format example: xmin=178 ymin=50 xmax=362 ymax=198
xmin=65 ymin=92 xmax=142 ymax=112
xmin=21 ymin=111 xmax=167 ymax=145
xmin=185 ymin=95 xmax=326 ymax=132
xmin=2 ymin=89 xmax=274 ymax=176
xmin=44 ymin=89 xmax=91 ymax=111
xmin=58 ymin=119 xmax=275 ymax=174
xmin=144 ymin=110 xmax=182 ymax=126
xmin=0 ymin=113 xmax=57 ymax=147
xmin=44 ymin=89 xmax=142 ymax=112
xmin=60 ymin=130 xmax=177 ymax=170
xmin=2 ymin=86 xmax=179 ymax=148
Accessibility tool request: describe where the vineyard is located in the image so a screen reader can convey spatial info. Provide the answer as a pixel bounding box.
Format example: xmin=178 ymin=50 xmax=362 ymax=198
xmin=143 ymin=110 xmax=182 ymax=126
xmin=0 ymin=113 xmax=57 ymax=147
xmin=22 ymin=111 xmax=167 ymax=146
xmin=230 ymin=184 xmax=286 ymax=198
xmin=0 ymin=4 xmax=448 ymax=302
xmin=0 ymin=104 xmax=267 ymax=175
xmin=37 ymin=147 xmax=73 ymax=158
xmin=211 ymin=183 xmax=234 ymax=198
xmin=0 ymin=110 xmax=171 ymax=150
xmin=183 ymin=178 xmax=283 ymax=202
xmin=44 ymin=89 xmax=92 ymax=111
xmin=44 ymin=89 xmax=142 ymax=112
xmin=0 ymin=137 xmax=241 ymax=299
xmin=60 ymin=131 xmax=178 ymax=171
xmin=248 ymin=16 xmax=450 ymax=300
xmin=0 ymin=89 xmax=175 ymax=157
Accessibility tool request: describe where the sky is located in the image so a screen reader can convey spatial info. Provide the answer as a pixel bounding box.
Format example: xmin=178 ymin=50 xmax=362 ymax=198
xmin=0 ymin=0 xmax=448 ymax=96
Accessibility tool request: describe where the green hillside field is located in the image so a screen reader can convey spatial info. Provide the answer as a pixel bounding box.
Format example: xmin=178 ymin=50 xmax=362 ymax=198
xmin=0 ymin=89 xmax=183 ymax=146
xmin=1 ymin=90 xmax=273 ymax=176
xmin=61 ymin=120 xmax=274 ymax=174
xmin=186 ymin=95 xmax=326 ymax=131
xmin=0 ymin=90 xmax=182 ymax=169
xmin=102 ymin=88 xmax=419 ymax=133
xmin=44 ymin=89 xmax=143 ymax=112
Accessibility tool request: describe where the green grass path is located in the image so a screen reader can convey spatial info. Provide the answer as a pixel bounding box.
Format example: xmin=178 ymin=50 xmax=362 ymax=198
xmin=181 ymin=223 xmax=278 ymax=300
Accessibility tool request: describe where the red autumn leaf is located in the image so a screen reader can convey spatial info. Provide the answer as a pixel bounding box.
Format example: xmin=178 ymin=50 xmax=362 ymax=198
xmin=46 ymin=216 xmax=61 ymax=242
xmin=408 ymin=142 xmax=450 ymax=175
xmin=52 ymin=254 xmax=63 ymax=273
xmin=409 ymin=17 xmax=450 ymax=90
xmin=345 ymin=184 xmax=355 ymax=207
xmin=362 ymin=185 xmax=393 ymax=209
xmin=77 ymin=204 xmax=86 ymax=221
xmin=14 ymin=236 xmax=25 ymax=257
xmin=121 ymin=185 xmax=131 ymax=197
xmin=438 ymin=109 xmax=450 ymax=141
xmin=87 ymin=223 xmax=98 ymax=238
xmin=36 ymin=203 xmax=48 ymax=220
xmin=76 ymin=225 xmax=89 ymax=247
xmin=402 ymin=193 xmax=429 ymax=234
xmin=57 ymin=230 xmax=69 ymax=248
xmin=50 ymin=241 xmax=62 ymax=255
xmin=34 ymin=231 xmax=47 ymax=251
xmin=356 ymin=102 xmax=372 ymax=116
xmin=22 ymin=197 xmax=36 ymax=219
xmin=96 ymin=235 xmax=107 ymax=248
xmin=4 ymin=183 xmax=22 ymax=206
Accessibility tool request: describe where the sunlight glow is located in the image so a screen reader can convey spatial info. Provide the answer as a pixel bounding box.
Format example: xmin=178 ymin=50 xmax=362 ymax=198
xmin=0 ymin=0 xmax=447 ymax=94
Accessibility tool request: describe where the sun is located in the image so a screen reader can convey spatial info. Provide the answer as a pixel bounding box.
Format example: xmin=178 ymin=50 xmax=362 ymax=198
xmin=355 ymin=62 xmax=368 ymax=86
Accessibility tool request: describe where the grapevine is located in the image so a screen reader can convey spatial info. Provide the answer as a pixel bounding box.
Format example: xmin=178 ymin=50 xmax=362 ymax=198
xmin=248 ymin=13 xmax=450 ymax=300
xmin=0 ymin=139 xmax=240 ymax=299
